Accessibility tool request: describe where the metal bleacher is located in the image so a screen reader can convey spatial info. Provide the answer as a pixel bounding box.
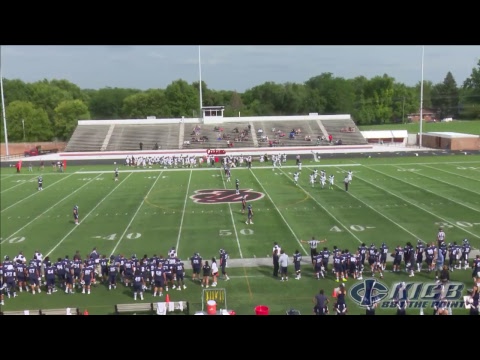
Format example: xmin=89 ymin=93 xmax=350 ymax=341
xmin=105 ymin=124 xmax=181 ymax=151
xmin=184 ymin=122 xmax=254 ymax=150
xmin=65 ymin=125 xmax=110 ymax=152
xmin=255 ymin=120 xmax=324 ymax=147
xmin=321 ymin=119 xmax=368 ymax=145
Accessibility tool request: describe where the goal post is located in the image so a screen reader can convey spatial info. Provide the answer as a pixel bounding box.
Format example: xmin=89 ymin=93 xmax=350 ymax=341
xmin=202 ymin=288 xmax=227 ymax=311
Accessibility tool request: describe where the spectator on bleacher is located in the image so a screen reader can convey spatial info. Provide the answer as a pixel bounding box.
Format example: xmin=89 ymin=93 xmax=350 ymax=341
xmin=139 ymin=142 xmax=143 ymax=151
xmin=328 ymin=134 xmax=333 ymax=143
xmin=257 ymin=128 xmax=263 ymax=134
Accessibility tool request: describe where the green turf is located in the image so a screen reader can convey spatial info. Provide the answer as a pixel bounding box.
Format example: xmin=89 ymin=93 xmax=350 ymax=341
xmin=358 ymin=120 xmax=480 ymax=135
xmin=1 ymin=155 xmax=480 ymax=315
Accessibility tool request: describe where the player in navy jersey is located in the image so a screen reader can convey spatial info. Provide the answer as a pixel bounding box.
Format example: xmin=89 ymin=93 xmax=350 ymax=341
xmin=15 ymin=260 xmax=27 ymax=293
xmin=313 ymin=252 xmax=324 ymax=279
xmin=321 ymin=247 xmax=330 ymax=274
xmin=64 ymin=261 xmax=74 ymax=294
xmin=139 ymin=258 xmax=150 ymax=290
xmin=153 ymin=262 xmax=165 ymax=297
xmin=392 ymin=245 xmax=404 ymax=272
xmin=0 ymin=268 xmax=4 ymax=305
xmin=27 ymin=261 xmax=41 ymax=294
xmin=163 ymin=260 xmax=173 ymax=291
xmin=81 ymin=261 xmax=94 ymax=294
xmin=461 ymin=239 xmax=471 ymax=270
xmin=341 ymin=250 xmax=349 ymax=279
xmin=235 ymin=179 xmax=240 ymax=195
xmin=4 ymin=264 xmax=17 ymax=299
xmin=241 ymin=195 xmax=247 ymax=214
xmin=355 ymin=251 xmax=363 ymax=280
xmin=123 ymin=256 xmax=135 ymax=286
xmin=219 ymin=249 xmax=230 ymax=281
xmin=38 ymin=176 xmax=43 ymax=191
xmin=246 ymin=204 xmax=253 ymax=225
xmin=73 ymin=205 xmax=79 ymax=225
xmin=333 ymin=252 xmax=345 ymax=283
xmin=448 ymin=242 xmax=457 ymax=271
xmin=43 ymin=261 xmax=56 ymax=294
xmin=380 ymin=243 xmax=388 ymax=271
xmin=373 ymin=250 xmax=384 ymax=279
xmin=358 ymin=243 xmax=367 ymax=267
xmin=53 ymin=258 xmax=65 ymax=289
xmin=293 ymin=250 xmax=302 ymax=280
xmin=175 ymin=258 xmax=186 ymax=290
xmin=72 ymin=256 xmax=82 ymax=288
xmin=108 ymin=257 xmax=118 ymax=290
xmin=425 ymin=243 xmax=435 ymax=272
xmin=99 ymin=255 xmax=109 ymax=283
xmin=367 ymin=244 xmax=376 ymax=273
xmin=202 ymin=261 xmax=211 ymax=288
xmin=132 ymin=269 xmax=145 ymax=300
xmin=415 ymin=241 xmax=425 ymax=272
xmin=190 ymin=252 xmax=202 ymax=281
xmin=349 ymin=252 xmax=358 ymax=279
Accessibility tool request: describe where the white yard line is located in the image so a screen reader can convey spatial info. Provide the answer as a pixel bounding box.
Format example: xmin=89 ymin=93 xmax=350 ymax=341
xmin=0 ymin=174 xmax=15 ymax=179
xmin=394 ymin=164 xmax=480 ymax=196
xmin=1 ymin=173 xmax=76 ymax=213
xmin=220 ymin=169 xmax=243 ymax=258
xmin=361 ymin=166 xmax=480 ymax=240
xmin=1 ymin=175 xmax=39 ymax=193
xmin=175 ymin=170 xmax=192 ymax=253
xmin=278 ymin=168 xmax=363 ymax=244
xmin=420 ymin=164 xmax=480 ymax=182
xmin=383 ymin=165 xmax=480 ymax=213
xmin=333 ymin=166 xmax=424 ymax=242
xmin=1 ymin=173 xmax=103 ymax=244
xmin=45 ymin=172 xmax=135 ymax=257
xmin=249 ymin=169 xmax=309 ymax=255
xmin=109 ymin=172 xmax=164 ymax=256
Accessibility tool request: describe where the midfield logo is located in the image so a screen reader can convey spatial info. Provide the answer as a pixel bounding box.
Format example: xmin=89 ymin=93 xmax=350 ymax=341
xmin=349 ymin=279 xmax=466 ymax=309
xmin=190 ymin=189 xmax=265 ymax=204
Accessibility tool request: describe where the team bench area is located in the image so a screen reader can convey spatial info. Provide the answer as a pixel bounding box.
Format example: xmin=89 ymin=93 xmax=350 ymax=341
xmin=114 ymin=301 xmax=189 ymax=315
xmin=0 ymin=308 xmax=81 ymax=315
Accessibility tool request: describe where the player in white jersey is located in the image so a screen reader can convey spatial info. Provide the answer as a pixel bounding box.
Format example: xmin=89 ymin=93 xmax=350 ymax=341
xmin=282 ymin=154 xmax=287 ymax=163
xmin=309 ymin=173 xmax=315 ymax=187
xmin=347 ymin=170 xmax=353 ymax=182
xmin=298 ymin=160 xmax=302 ymax=171
xmin=328 ymin=175 xmax=335 ymax=189
xmin=320 ymin=174 xmax=326 ymax=188
xmin=293 ymin=172 xmax=299 ymax=185
xmin=275 ymin=154 xmax=282 ymax=168
xmin=313 ymin=169 xmax=318 ymax=180
xmin=437 ymin=228 xmax=446 ymax=247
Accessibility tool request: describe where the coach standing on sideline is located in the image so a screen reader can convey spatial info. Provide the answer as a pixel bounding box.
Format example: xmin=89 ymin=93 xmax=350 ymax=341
xmin=301 ymin=237 xmax=326 ymax=264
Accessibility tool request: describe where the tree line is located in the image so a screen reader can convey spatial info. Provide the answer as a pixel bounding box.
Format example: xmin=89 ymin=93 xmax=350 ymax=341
xmin=1 ymin=59 xmax=480 ymax=142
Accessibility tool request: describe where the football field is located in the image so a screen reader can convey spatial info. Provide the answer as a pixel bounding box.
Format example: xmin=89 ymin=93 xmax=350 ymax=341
xmin=1 ymin=154 xmax=480 ymax=315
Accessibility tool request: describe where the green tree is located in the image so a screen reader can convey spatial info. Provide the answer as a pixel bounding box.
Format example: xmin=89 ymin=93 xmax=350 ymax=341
xmin=122 ymin=89 xmax=171 ymax=118
xmin=29 ymin=79 xmax=73 ymax=125
xmin=164 ymin=80 xmax=199 ymax=117
xmin=460 ymin=59 xmax=480 ymax=119
xmin=5 ymin=101 xmax=53 ymax=141
xmin=431 ymin=72 xmax=459 ymax=119
xmin=88 ymin=87 xmax=141 ymax=119
xmin=54 ymin=100 xmax=91 ymax=140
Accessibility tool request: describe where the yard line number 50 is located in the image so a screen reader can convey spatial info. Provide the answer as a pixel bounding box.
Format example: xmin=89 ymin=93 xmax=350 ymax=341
xmin=219 ymin=229 xmax=254 ymax=236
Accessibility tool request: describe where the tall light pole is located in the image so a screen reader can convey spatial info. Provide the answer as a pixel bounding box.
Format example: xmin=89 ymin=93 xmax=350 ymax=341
xmin=419 ymin=45 xmax=425 ymax=148
xmin=0 ymin=45 xmax=9 ymax=156
xmin=22 ymin=119 xmax=25 ymax=142
xmin=198 ymin=45 xmax=203 ymax=119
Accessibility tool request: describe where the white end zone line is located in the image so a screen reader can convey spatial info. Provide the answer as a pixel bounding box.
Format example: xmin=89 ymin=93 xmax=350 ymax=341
xmin=249 ymin=169 xmax=309 ymax=256
xmin=46 ymin=172 xmax=135 ymax=258
xmin=1 ymin=173 xmax=76 ymax=213
xmin=220 ymin=169 xmax=243 ymax=258
xmin=1 ymin=173 xmax=104 ymax=245
xmin=278 ymin=167 xmax=363 ymax=245
xmin=109 ymin=172 xmax=164 ymax=256
xmin=175 ymin=170 xmax=192 ymax=254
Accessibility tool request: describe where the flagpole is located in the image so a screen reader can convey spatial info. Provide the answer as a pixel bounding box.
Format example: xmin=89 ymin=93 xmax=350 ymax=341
xmin=198 ymin=45 xmax=203 ymax=120
xmin=0 ymin=45 xmax=9 ymax=156
xmin=419 ymin=45 xmax=424 ymax=148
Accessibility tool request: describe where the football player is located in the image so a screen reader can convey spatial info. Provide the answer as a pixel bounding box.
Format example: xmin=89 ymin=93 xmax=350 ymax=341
xmin=73 ymin=205 xmax=79 ymax=225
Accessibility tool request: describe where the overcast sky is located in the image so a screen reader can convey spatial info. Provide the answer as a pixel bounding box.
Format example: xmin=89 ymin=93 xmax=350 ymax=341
xmin=2 ymin=45 xmax=479 ymax=92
